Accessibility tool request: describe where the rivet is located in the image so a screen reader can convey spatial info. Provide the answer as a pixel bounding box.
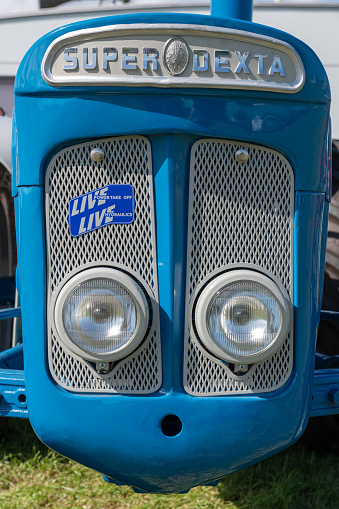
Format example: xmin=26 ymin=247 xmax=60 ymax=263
xmin=235 ymin=149 xmax=249 ymax=164
xmin=91 ymin=148 xmax=105 ymax=162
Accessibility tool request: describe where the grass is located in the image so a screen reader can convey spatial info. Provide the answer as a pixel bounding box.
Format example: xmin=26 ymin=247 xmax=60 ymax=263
xmin=0 ymin=418 xmax=337 ymax=509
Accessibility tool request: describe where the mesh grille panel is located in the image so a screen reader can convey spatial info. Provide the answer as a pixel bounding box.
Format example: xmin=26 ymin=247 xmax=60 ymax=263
xmin=47 ymin=137 xmax=156 ymax=293
xmin=46 ymin=136 xmax=161 ymax=393
xmin=184 ymin=139 xmax=294 ymax=395
xmin=51 ymin=330 xmax=160 ymax=392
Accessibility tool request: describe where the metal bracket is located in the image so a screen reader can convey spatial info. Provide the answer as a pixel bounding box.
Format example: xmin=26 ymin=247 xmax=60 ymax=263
xmin=0 ymin=307 xmax=21 ymax=320
xmin=320 ymin=310 xmax=339 ymax=321
xmin=0 ymin=368 xmax=27 ymax=418
xmin=315 ymin=352 xmax=339 ymax=370
xmin=310 ymin=369 xmax=339 ymax=417
xmin=0 ymin=343 xmax=26 ymax=418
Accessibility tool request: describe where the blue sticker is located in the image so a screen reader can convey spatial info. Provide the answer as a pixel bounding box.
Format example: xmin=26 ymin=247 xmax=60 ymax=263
xmin=69 ymin=184 xmax=135 ymax=237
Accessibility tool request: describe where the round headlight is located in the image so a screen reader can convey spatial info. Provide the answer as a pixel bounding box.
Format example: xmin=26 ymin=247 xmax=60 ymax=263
xmin=194 ymin=270 xmax=290 ymax=363
xmin=54 ymin=268 xmax=149 ymax=361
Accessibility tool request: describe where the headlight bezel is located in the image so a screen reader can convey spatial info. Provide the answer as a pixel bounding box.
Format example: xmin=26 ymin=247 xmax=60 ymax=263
xmin=53 ymin=267 xmax=150 ymax=362
xmin=194 ymin=269 xmax=291 ymax=364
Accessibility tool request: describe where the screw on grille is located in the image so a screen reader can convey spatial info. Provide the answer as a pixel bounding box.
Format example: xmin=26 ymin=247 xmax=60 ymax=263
xmin=96 ymin=362 xmax=109 ymax=373
xmin=236 ymin=364 xmax=248 ymax=373
xmin=235 ymin=149 xmax=249 ymax=164
xmin=91 ymin=148 xmax=105 ymax=162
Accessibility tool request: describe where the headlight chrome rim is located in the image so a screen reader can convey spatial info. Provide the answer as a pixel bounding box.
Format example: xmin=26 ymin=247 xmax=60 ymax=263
xmin=53 ymin=267 xmax=149 ymax=362
xmin=194 ymin=270 xmax=291 ymax=364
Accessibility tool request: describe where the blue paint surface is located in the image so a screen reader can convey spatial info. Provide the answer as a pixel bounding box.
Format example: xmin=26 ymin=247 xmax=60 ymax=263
xmin=69 ymin=184 xmax=134 ymax=237
xmin=13 ymin=11 xmax=331 ymax=494
xmin=211 ymin=0 xmax=254 ymax=22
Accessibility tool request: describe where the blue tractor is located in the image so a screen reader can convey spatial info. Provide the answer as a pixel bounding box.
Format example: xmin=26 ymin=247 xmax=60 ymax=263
xmin=0 ymin=0 xmax=337 ymax=494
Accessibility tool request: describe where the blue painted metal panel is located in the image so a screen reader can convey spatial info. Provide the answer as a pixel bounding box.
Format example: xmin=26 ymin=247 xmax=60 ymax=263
xmin=13 ymin=11 xmax=332 ymax=494
xmin=211 ymin=0 xmax=254 ymax=22
xmin=13 ymin=95 xmax=330 ymax=195
xmin=152 ymin=135 xmax=193 ymax=391
xmin=0 ymin=343 xmax=24 ymax=371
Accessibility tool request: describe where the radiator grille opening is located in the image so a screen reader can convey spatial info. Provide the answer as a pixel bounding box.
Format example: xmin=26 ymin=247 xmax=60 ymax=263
xmin=45 ymin=136 xmax=161 ymax=393
xmin=184 ymin=139 xmax=294 ymax=395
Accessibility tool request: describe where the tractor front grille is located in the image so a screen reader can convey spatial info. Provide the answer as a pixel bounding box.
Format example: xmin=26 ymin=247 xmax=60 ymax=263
xmin=45 ymin=136 xmax=161 ymax=393
xmin=184 ymin=139 xmax=294 ymax=395
xmin=45 ymin=134 xmax=294 ymax=396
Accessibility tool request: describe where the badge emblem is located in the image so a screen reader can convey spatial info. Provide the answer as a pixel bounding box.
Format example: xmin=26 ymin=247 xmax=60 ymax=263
xmin=68 ymin=184 xmax=135 ymax=237
xmin=163 ymin=37 xmax=189 ymax=76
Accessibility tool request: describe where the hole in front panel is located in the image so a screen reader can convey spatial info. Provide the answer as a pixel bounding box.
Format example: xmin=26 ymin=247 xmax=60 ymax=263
xmin=161 ymin=415 xmax=183 ymax=437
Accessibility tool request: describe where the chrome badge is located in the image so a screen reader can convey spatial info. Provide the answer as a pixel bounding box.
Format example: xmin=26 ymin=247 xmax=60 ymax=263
xmin=42 ymin=24 xmax=305 ymax=93
xmin=164 ymin=37 xmax=189 ymax=76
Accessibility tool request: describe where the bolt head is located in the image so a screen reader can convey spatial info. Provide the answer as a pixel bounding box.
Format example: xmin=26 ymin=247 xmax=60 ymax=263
xmin=91 ymin=148 xmax=105 ymax=162
xmin=235 ymin=149 xmax=249 ymax=164
xmin=235 ymin=364 xmax=247 ymax=373
xmin=96 ymin=362 xmax=109 ymax=373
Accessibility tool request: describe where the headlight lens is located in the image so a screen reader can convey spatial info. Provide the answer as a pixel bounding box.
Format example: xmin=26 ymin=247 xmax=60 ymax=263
xmin=195 ymin=270 xmax=290 ymax=363
xmin=54 ymin=268 xmax=149 ymax=361
xmin=207 ymin=282 xmax=281 ymax=357
xmin=63 ymin=278 xmax=138 ymax=355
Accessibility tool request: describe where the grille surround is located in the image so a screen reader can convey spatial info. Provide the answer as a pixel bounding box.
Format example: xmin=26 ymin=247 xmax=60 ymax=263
xmin=45 ymin=135 xmax=161 ymax=393
xmin=184 ymin=138 xmax=294 ymax=395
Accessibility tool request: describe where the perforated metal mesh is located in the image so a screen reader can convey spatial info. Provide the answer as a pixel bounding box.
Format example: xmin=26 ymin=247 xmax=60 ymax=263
xmin=46 ymin=136 xmax=161 ymax=393
xmin=51 ymin=330 xmax=160 ymax=392
xmin=184 ymin=139 xmax=294 ymax=395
